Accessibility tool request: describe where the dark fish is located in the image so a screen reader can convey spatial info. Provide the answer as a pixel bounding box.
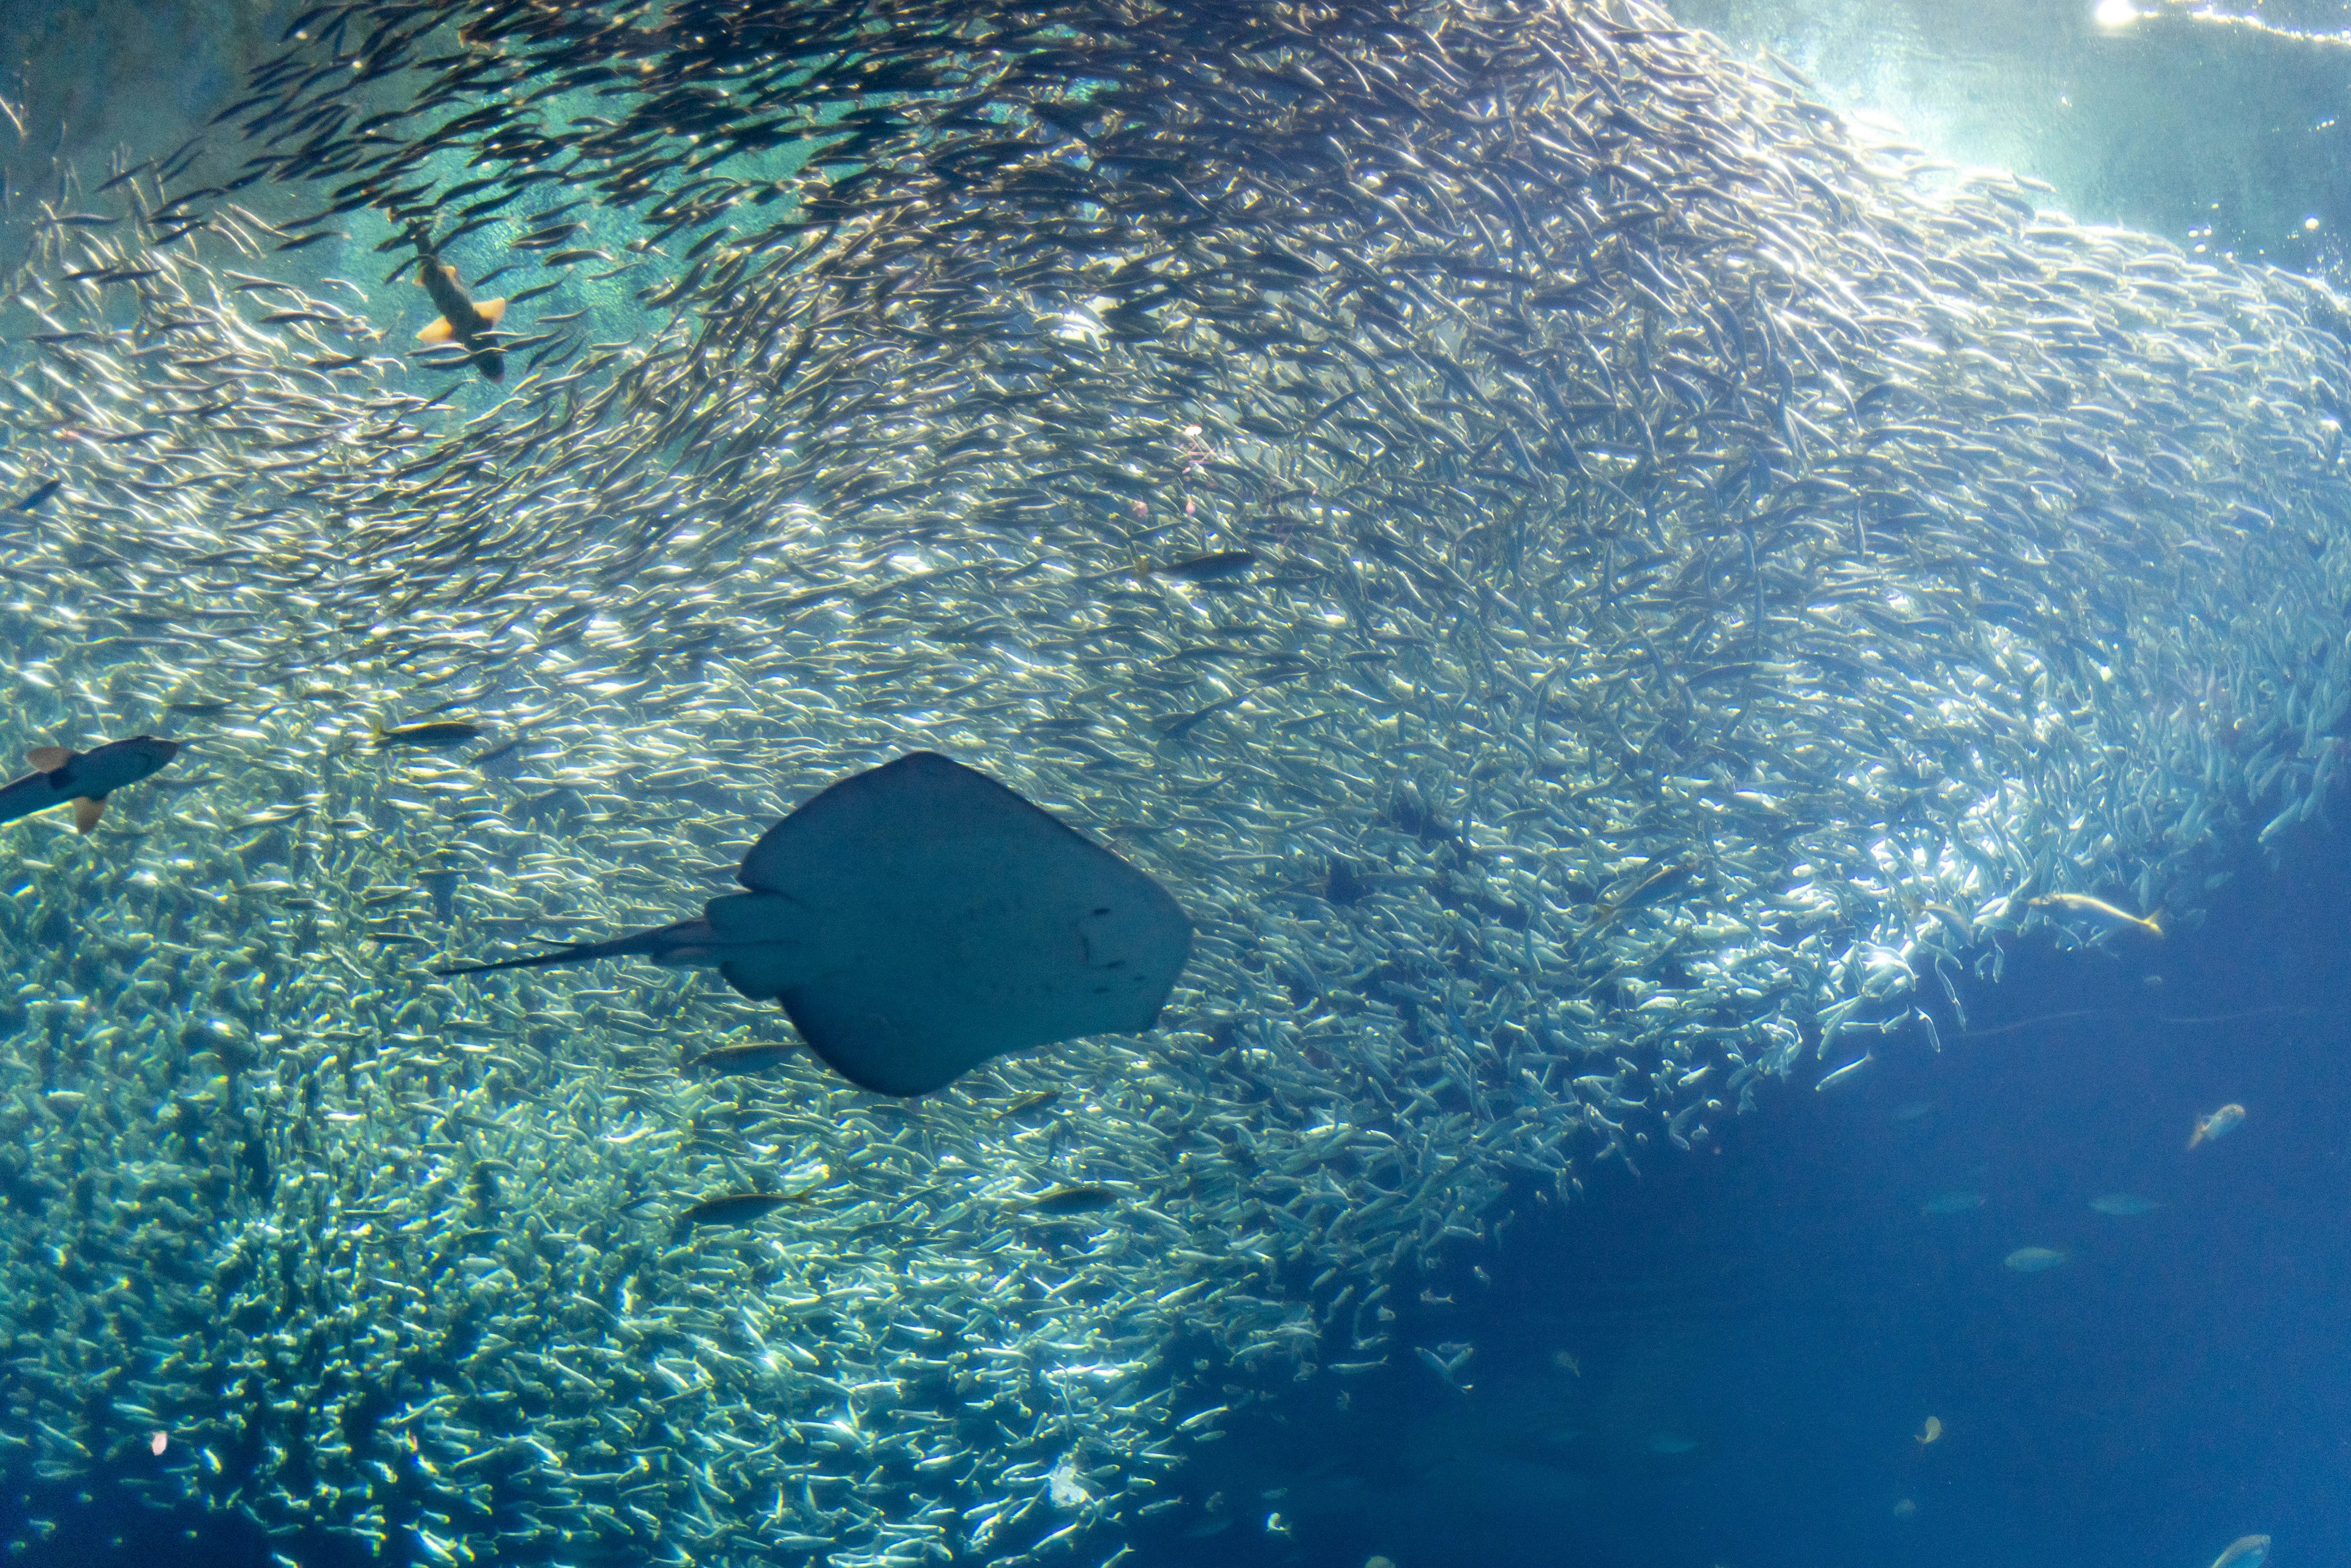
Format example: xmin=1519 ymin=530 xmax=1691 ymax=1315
xmin=1019 ymin=1184 xmax=1122 ymax=1215
xmin=373 ymin=720 xmax=486 ymax=750
xmin=678 ymin=1192 xmax=803 ymax=1227
xmin=1153 ymin=550 xmax=1258 ymax=582
xmin=996 ymin=1089 xmax=1062 ymax=1117
xmin=164 ymin=700 xmax=233 ymax=715
xmin=11 ymin=479 xmax=61 ymax=512
xmin=0 ymin=736 xmax=182 ymax=835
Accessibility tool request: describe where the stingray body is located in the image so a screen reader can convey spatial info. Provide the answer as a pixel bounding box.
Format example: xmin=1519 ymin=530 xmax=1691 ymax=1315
xmin=441 ymin=752 xmax=1193 ymax=1095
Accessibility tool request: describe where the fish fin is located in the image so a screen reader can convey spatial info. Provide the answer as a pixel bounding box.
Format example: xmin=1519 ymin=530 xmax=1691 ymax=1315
xmin=443 ymin=263 xmax=462 ymax=282
xmin=72 ymin=797 xmax=102 ymax=835
xmin=416 ymin=316 xmax=456 ymax=344
xmin=24 ymin=748 xmax=70 ymax=771
xmin=474 ymin=297 xmax=506 ymax=324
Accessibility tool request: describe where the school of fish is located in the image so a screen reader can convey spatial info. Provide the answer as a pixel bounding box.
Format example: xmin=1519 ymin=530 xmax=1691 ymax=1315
xmin=0 ymin=0 xmax=2346 ymax=1562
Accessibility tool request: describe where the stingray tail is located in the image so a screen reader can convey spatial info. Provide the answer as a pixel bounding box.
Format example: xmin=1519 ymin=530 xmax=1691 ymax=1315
xmin=435 ymin=943 xmax=603 ymax=977
xmin=437 ymin=919 xmax=714 ymax=978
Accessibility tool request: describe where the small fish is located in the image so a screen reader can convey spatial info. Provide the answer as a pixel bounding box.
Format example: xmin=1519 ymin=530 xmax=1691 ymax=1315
xmin=686 ymin=1042 xmax=800 ymax=1075
xmin=163 ymin=699 xmax=233 ymax=715
xmin=1017 ymin=1184 xmax=1121 ymax=1215
xmin=373 ymin=719 xmax=486 ymax=750
xmin=1413 ymin=1345 xmax=1470 ymax=1391
xmin=1593 ymin=857 xmax=1698 ymax=925
xmin=0 ymin=736 xmax=182 ymax=835
xmin=411 ymin=238 xmax=508 ymax=380
xmin=2189 ymin=1103 xmax=2244 ymax=1149
xmin=2089 ymin=1193 xmax=2162 ymax=1216
xmin=1815 ymin=1052 xmax=1872 ymax=1090
xmin=1152 ymin=550 xmax=1257 ymax=582
xmin=10 ymin=478 xmax=61 ymax=512
xmin=1892 ymin=1499 xmax=1917 ymax=1519
xmin=2210 ymin=1536 xmax=2270 ymax=1568
xmin=677 ymin=1191 xmax=804 ymax=1227
xmin=2030 ymin=891 xmax=2162 ymax=938
xmin=996 ymin=1089 xmax=1062 ymax=1117
xmin=1921 ymin=1191 xmax=1986 ymax=1216
xmin=1915 ymin=1416 xmax=1941 ymax=1448
xmin=1890 ymin=1100 xmax=1935 ymax=1122
xmin=2003 ymin=1246 xmax=2069 ymax=1272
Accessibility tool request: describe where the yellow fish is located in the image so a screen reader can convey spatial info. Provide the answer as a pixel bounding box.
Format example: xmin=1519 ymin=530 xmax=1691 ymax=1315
xmin=411 ymin=241 xmax=508 ymax=380
xmin=2189 ymin=1103 xmax=2246 ymax=1149
xmin=1916 ymin=1416 xmax=1942 ymax=1448
xmin=2030 ymin=891 xmax=2162 ymax=937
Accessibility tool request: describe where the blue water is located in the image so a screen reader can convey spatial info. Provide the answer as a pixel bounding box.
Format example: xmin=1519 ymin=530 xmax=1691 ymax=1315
xmin=1110 ymin=827 xmax=2349 ymax=1568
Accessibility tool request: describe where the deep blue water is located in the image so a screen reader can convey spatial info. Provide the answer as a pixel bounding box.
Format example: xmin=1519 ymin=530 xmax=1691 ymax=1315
xmin=1119 ymin=816 xmax=2351 ymax=1568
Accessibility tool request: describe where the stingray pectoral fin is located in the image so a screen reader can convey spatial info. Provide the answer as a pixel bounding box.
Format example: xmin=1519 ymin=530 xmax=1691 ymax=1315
xmin=778 ymin=985 xmax=967 ymax=1097
xmin=71 ymin=797 xmax=103 ymax=835
xmin=24 ymin=748 xmax=71 ymax=773
xmin=417 ymin=315 xmax=456 ymax=344
xmin=475 ymin=297 xmax=506 ymax=324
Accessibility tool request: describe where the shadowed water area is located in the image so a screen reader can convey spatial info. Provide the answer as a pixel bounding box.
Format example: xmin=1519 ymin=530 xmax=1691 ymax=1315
xmin=0 ymin=1 xmax=2342 ymax=1564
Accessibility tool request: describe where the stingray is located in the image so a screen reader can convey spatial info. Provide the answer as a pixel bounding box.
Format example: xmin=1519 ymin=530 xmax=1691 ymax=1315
xmin=440 ymin=752 xmax=1193 ymax=1095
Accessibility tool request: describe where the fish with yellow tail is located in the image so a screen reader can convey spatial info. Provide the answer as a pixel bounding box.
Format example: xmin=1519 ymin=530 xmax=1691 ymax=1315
xmin=2208 ymin=1535 xmax=2268 ymax=1568
xmin=2188 ymin=1103 xmax=2246 ymax=1149
xmin=2030 ymin=891 xmax=2163 ymax=938
xmin=0 ymin=737 xmax=181 ymax=835
xmin=408 ymin=228 xmax=507 ymax=380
